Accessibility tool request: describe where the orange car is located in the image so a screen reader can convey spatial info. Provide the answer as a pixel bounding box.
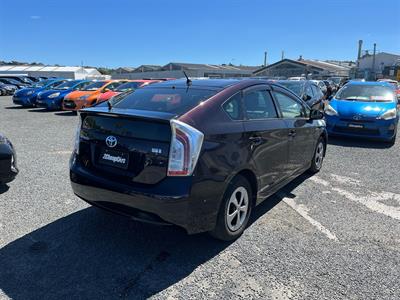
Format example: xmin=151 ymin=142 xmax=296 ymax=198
xmin=62 ymin=80 xmax=126 ymax=111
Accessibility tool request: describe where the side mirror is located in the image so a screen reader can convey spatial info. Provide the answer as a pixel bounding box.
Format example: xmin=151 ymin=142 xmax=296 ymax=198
xmin=103 ymin=88 xmax=110 ymax=93
xmin=310 ymin=109 xmax=324 ymax=120
xmin=327 ymin=95 xmax=333 ymax=101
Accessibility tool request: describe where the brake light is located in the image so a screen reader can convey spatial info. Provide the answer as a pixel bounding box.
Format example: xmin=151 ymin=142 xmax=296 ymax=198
xmin=167 ymin=120 xmax=204 ymax=176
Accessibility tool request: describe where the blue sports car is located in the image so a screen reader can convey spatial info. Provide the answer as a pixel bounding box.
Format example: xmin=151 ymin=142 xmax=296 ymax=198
xmin=325 ymin=81 xmax=399 ymax=143
xmin=36 ymin=80 xmax=91 ymax=110
xmin=12 ymin=79 xmax=67 ymax=107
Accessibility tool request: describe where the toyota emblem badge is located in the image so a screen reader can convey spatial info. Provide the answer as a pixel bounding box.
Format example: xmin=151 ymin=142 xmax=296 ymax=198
xmin=105 ymin=136 xmax=117 ymax=148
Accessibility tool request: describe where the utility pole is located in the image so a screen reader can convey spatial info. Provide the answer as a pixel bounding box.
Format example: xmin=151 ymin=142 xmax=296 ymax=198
xmin=264 ymin=51 xmax=267 ymax=66
xmin=281 ymin=50 xmax=285 ymax=60
xmin=371 ymin=43 xmax=377 ymax=80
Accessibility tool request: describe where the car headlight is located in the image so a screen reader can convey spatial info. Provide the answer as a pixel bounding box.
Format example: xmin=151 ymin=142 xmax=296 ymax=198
xmin=378 ymin=108 xmax=397 ymax=120
xmin=324 ymin=103 xmax=338 ymax=116
xmin=80 ymin=95 xmax=89 ymax=100
xmin=26 ymin=90 xmax=34 ymax=95
xmin=48 ymin=92 xmax=60 ymax=98
xmin=73 ymin=115 xmax=82 ymax=154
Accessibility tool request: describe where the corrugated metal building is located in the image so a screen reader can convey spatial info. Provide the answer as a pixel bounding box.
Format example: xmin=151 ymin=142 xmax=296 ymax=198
xmin=0 ymin=65 xmax=105 ymax=79
xmin=112 ymin=62 xmax=260 ymax=79
xmin=253 ymin=58 xmax=351 ymax=79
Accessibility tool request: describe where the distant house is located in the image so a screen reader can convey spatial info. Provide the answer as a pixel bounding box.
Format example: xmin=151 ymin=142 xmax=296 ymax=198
xmin=253 ymin=58 xmax=351 ymax=79
xmin=356 ymin=52 xmax=400 ymax=79
xmin=112 ymin=62 xmax=260 ymax=79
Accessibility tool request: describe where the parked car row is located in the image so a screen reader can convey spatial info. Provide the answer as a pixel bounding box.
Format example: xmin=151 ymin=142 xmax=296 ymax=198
xmin=1 ymin=75 xmax=399 ymax=241
xmin=9 ymin=77 xmax=171 ymax=111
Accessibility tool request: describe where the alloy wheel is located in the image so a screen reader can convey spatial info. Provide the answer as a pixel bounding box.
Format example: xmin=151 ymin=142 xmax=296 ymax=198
xmin=226 ymin=186 xmax=249 ymax=232
xmin=315 ymin=141 xmax=324 ymax=170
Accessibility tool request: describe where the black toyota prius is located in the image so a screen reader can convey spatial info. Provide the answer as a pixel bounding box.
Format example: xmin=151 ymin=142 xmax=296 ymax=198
xmin=70 ymin=79 xmax=327 ymax=240
xmin=0 ymin=133 xmax=18 ymax=184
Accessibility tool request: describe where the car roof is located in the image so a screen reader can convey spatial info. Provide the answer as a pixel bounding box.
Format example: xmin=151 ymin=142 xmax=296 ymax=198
xmin=346 ymin=81 xmax=392 ymax=87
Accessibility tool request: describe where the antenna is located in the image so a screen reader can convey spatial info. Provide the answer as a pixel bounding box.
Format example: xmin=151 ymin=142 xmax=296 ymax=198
xmin=183 ymin=71 xmax=192 ymax=86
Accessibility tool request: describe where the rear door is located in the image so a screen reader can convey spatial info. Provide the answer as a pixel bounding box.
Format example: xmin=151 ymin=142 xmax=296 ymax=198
xmin=242 ymin=85 xmax=289 ymax=196
xmin=271 ymin=86 xmax=315 ymax=173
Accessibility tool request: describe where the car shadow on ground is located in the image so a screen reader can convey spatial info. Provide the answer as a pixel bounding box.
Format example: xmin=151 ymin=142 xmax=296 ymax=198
xmin=3 ymin=106 xmax=28 ymax=110
xmin=54 ymin=111 xmax=77 ymax=116
xmin=27 ymin=108 xmax=53 ymax=113
xmin=328 ymin=136 xmax=394 ymax=149
xmin=0 ymin=183 xmax=9 ymax=194
xmin=0 ymin=173 xmax=312 ymax=299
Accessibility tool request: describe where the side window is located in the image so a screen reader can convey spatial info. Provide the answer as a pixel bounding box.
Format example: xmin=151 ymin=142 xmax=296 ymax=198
xmin=75 ymin=82 xmax=89 ymax=90
xmin=305 ymin=85 xmax=314 ymax=98
xmin=49 ymin=81 xmax=63 ymax=88
xmin=273 ymin=91 xmax=306 ymax=119
xmin=311 ymin=85 xmax=321 ymax=97
xmin=243 ymin=90 xmax=278 ymax=120
xmin=222 ymin=93 xmax=242 ymax=120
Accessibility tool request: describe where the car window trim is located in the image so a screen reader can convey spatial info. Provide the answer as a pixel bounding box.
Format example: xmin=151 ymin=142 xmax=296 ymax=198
xmin=242 ymin=85 xmax=281 ymax=121
xmin=220 ymin=91 xmax=245 ymax=121
xmin=271 ymin=86 xmax=310 ymax=120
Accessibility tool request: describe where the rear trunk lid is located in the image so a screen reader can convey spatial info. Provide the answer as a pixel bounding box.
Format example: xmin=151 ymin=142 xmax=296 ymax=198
xmin=78 ymin=107 xmax=175 ymax=185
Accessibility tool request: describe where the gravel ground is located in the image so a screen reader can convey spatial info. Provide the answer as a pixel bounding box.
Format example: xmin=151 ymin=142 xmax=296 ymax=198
xmin=0 ymin=95 xmax=399 ymax=300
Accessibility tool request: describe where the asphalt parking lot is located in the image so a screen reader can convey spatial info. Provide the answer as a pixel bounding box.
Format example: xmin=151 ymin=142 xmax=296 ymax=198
xmin=0 ymin=95 xmax=399 ymax=300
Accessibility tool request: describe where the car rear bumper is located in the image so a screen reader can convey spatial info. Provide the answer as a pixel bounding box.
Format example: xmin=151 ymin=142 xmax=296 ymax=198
xmin=69 ymin=153 xmax=223 ymax=234
xmin=326 ymin=115 xmax=398 ymax=141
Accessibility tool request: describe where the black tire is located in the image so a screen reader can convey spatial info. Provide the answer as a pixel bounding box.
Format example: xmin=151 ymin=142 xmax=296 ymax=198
xmin=308 ymin=137 xmax=325 ymax=174
xmin=387 ymin=134 xmax=396 ymax=145
xmin=210 ymin=175 xmax=253 ymax=241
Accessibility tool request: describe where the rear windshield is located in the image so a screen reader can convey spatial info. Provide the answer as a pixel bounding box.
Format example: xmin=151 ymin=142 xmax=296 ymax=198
xmin=277 ymin=81 xmax=303 ymax=96
xmin=83 ymin=81 xmax=107 ymax=91
xmin=336 ymin=85 xmax=395 ymax=102
xmin=113 ymin=87 xmax=218 ymax=114
xmin=115 ymin=82 xmax=143 ymax=92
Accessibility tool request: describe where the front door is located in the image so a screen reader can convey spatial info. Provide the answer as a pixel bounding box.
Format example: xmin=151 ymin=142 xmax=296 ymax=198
xmin=271 ymin=87 xmax=315 ymax=174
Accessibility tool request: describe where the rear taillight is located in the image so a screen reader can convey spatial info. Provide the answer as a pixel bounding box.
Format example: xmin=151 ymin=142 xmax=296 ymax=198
xmin=167 ymin=120 xmax=204 ymax=176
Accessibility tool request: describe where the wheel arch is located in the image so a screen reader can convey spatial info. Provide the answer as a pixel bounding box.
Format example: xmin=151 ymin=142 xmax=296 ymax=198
xmin=228 ymin=169 xmax=258 ymax=207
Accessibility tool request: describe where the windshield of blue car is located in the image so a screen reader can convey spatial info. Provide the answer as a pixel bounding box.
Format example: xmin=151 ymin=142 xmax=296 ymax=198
xmin=115 ymin=82 xmax=143 ymax=92
xmin=277 ymin=81 xmax=303 ymax=96
xmin=113 ymin=87 xmax=218 ymax=114
xmin=82 ymin=81 xmax=106 ymax=91
xmin=1 ymin=78 xmax=20 ymax=85
xmin=53 ymin=81 xmax=79 ymax=90
xmin=336 ymin=85 xmax=395 ymax=102
xmin=33 ymin=79 xmax=53 ymax=88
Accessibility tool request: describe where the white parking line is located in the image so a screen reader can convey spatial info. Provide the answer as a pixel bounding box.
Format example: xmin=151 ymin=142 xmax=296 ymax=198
xmin=331 ymin=187 xmax=400 ymax=221
xmin=310 ymin=175 xmax=400 ymax=221
xmin=280 ymin=194 xmax=338 ymax=241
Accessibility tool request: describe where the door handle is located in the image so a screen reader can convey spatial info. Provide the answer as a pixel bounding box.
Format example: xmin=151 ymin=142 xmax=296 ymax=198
xmin=249 ymin=136 xmax=263 ymax=146
xmin=288 ymin=129 xmax=297 ymax=137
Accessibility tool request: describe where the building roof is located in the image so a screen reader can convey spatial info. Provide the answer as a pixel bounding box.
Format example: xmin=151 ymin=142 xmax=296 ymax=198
xmin=161 ymin=62 xmax=259 ymax=72
xmin=253 ymin=58 xmax=351 ymax=75
xmin=0 ymin=64 xmax=100 ymax=74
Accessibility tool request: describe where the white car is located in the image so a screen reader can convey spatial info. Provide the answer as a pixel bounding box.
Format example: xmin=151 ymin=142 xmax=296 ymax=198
xmin=288 ymin=76 xmax=306 ymax=81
